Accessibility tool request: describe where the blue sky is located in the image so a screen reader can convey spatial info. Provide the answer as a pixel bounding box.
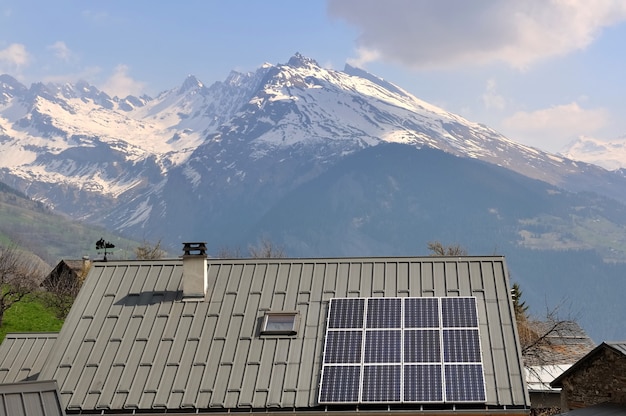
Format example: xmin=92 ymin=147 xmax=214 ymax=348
xmin=2 ymin=0 xmax=626 ymax=153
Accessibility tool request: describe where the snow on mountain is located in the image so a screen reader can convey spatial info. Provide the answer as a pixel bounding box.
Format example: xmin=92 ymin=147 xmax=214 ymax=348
xmin=561 ymin=136 xmax=626 ymax=171
xmin=5 ymin=56 xmax=626 ymax=344
xmin=0 ymin=53 xmax=624 ymax=222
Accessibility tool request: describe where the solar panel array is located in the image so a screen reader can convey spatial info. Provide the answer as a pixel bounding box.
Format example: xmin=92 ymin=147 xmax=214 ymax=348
xmin=319 ymin=297 xmax=486 ymax=404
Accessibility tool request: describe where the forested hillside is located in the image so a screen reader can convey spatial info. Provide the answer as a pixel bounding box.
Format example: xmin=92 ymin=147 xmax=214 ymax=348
xmin=0 ymin=182 xmax=139 ymax=266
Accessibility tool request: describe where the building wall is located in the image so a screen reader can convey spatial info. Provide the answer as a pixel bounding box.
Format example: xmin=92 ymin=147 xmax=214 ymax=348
xmin=560 ymin=348 xmax=626 ymax=410
xmin=530 ymin=391 xmax=561 ymax=410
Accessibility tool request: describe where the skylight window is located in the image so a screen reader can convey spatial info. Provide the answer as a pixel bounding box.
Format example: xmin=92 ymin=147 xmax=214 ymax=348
xmin=261 ymin=312 xmax=299 ymax=335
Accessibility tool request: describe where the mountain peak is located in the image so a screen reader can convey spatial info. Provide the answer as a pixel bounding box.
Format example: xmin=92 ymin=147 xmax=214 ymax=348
xmin=562 ymin=136 xmax=626 ymax=170
xmin=179 ymin=75 xmax=204 ymax=94
xmin=287 ymin=53 xmax=319 ymax=68
xmin=0 ymin=74 xmax=27 ymax=102
xmin=0 ymin=74 xmax=23 ymax=88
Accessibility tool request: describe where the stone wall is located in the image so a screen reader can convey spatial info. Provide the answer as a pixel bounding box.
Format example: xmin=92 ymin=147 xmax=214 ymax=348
xmin=560 ymin=348 xmax=626 ymax=411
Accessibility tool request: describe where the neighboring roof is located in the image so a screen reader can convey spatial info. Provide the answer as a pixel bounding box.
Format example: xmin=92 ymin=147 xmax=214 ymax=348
xmin=58 ymin=259 xmax=85 ymax=273
xmin=551 ymin=342 xmax=626 ymax=388
xmin=41 ymin=259 xmax=86 ymax=289
xmin=0 ymin=380 xmax=65 ymax=416
xmin=38 ymin=256 xmax=529 ymax=414
xmin=561 ymin=402 xmax=626 ymax=415
xmin=0 ymin=333 xmax=58 ymax=383
xmin=525 ymin=364 xmax=571 ymax=392
xmin=524 ymin=321 xmax=595 ymax=367
xmin=523 ymin=320 xmax=595 ymax=392
xmin=46 ymin=259 xmax=85 ymax=277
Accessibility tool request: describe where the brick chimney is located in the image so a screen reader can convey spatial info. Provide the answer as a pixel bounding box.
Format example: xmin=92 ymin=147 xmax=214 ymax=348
xmin=181 ymin=242 xmax=208 ymax=300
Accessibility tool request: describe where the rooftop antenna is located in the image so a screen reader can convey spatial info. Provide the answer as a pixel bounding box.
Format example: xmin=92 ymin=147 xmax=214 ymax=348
xmin=95 ymin=238 xmax=115 ymax=261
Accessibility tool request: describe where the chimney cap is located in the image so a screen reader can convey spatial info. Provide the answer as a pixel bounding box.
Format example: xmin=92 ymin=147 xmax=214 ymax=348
xmin=182 ymin=242 xmax=208 ymax=256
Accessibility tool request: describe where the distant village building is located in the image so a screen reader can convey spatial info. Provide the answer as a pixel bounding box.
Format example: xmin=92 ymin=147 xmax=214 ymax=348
xmin=40 ymin=258 xmax=90 ymax=291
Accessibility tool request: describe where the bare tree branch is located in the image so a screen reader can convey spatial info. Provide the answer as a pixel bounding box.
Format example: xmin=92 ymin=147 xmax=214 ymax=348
xmin=248 ymin=238 xmax=286 ymax=258
xmin=427 ymin=241 xmax=468 ymax=256
xmin=0 ymin=245 xmax=42 ymax=326
xmin=216 ymin=238 xmax=286 ymax=259
xmin=135 ymin=239 xmax=166 ymax=260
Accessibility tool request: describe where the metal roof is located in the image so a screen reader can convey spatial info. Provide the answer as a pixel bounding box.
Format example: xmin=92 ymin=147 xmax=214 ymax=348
xmin=525 ymin=364 xmax=571 ymax=392
xmin=0 ymin=333 xmax=58 ymax=383
xmin=39 ymin=256 xmax=529 ymax=413
xmin=0 ymin=380 xmax=65 ymax=416
xmin=606 ymin=341 xmax=626 ymax=356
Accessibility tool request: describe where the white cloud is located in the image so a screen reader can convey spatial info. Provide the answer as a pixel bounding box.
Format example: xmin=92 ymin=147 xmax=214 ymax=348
xmin=48 ymin=41 xmax=73 ymax=62
xmin=347 ymin=47 xmax=381 ymax=68
xmin=100 ymin=64 xmax=146 ymax=98
xmin=482 ymin=79 xmax=506 ymax=111
xmin=501 ymin=103 xmax=609 ymax=150
xmin=328 ymin=0 xmax=626 ymax=69
xmin=0 ymin=43 xmax=30 ymax=70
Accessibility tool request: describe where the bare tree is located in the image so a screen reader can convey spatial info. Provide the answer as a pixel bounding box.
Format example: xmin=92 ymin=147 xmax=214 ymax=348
xmin=0 ymin=245 xmax=42 ymax=326
xmin=215 ymin=245 xmax=243 ymax=259
xmin=216 ymin=238 xmax=286 ymax=259
xmin=248 ymin=238 xmax=286 ymax=258
xmin=519 ymin=301 xmax=581 ymax=366
xmin=135 ymin=239 xmax=166 ymax=260
xmin=427 ymin=241 xmax=468 ymax=256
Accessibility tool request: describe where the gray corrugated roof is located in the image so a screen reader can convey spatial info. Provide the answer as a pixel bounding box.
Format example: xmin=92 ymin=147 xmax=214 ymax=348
xmin=0 ymin=333 xmax=58 ymax=383
xmin=606 ymin=342 xmax=626 ymax=355
xmin=39 ymin=256 xmax=529 ymax=413
xmin=0 ymin=380 xmax=65 ymax=416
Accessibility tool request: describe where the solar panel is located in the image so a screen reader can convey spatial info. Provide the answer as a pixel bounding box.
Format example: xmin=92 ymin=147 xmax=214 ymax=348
xmin=405 ymin=297 xmax=439 ymax=328
xmin=319 ymin=297 xmax=486 ymax=405
xmin=319 ymin=365 xmax=360 ymax=403
xmin=441 ymin=297 xmax=479 ymax=328
xmin=324 ymin=331 xmax=363 ymax=364
xmin=404 ymin=364 xmax=443 ymax=402
xmin=366 ymin=298 xmax=401 ymax=328
xmin=362 ymin=365 xmax=401 ymax=402
xmin=328 ymin=298 xmax=365 ymax=329
xmin=365 ymin=330 xmax=401 ymax=363
xmin=404 ymin=329 xmax=440 ymax=363
xmin=443 ymin=329 xmax=481 ymax=363
xmin=444 ymin=364 xmax=486 ymax=402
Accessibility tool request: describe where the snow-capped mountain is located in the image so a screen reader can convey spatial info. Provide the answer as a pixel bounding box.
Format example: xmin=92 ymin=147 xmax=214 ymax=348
xmin=561 ymin=136 xmax=626 ymax=171
xmin=6 ymin=53 xmax=626 ymax=341
xmin=1 ymin=53 xmax=625 ymax=234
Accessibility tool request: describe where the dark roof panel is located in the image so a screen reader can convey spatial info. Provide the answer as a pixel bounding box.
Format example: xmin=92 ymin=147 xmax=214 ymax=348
xmin=0 ymin=380 xmax=65 ymax=416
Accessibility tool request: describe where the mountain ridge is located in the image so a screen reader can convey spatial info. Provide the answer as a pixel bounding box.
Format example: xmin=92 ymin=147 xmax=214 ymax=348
xmin=3 ymin=54 xmax=626 ymax=340
xmin=3 ymin=54 xmax=626 ymax=235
